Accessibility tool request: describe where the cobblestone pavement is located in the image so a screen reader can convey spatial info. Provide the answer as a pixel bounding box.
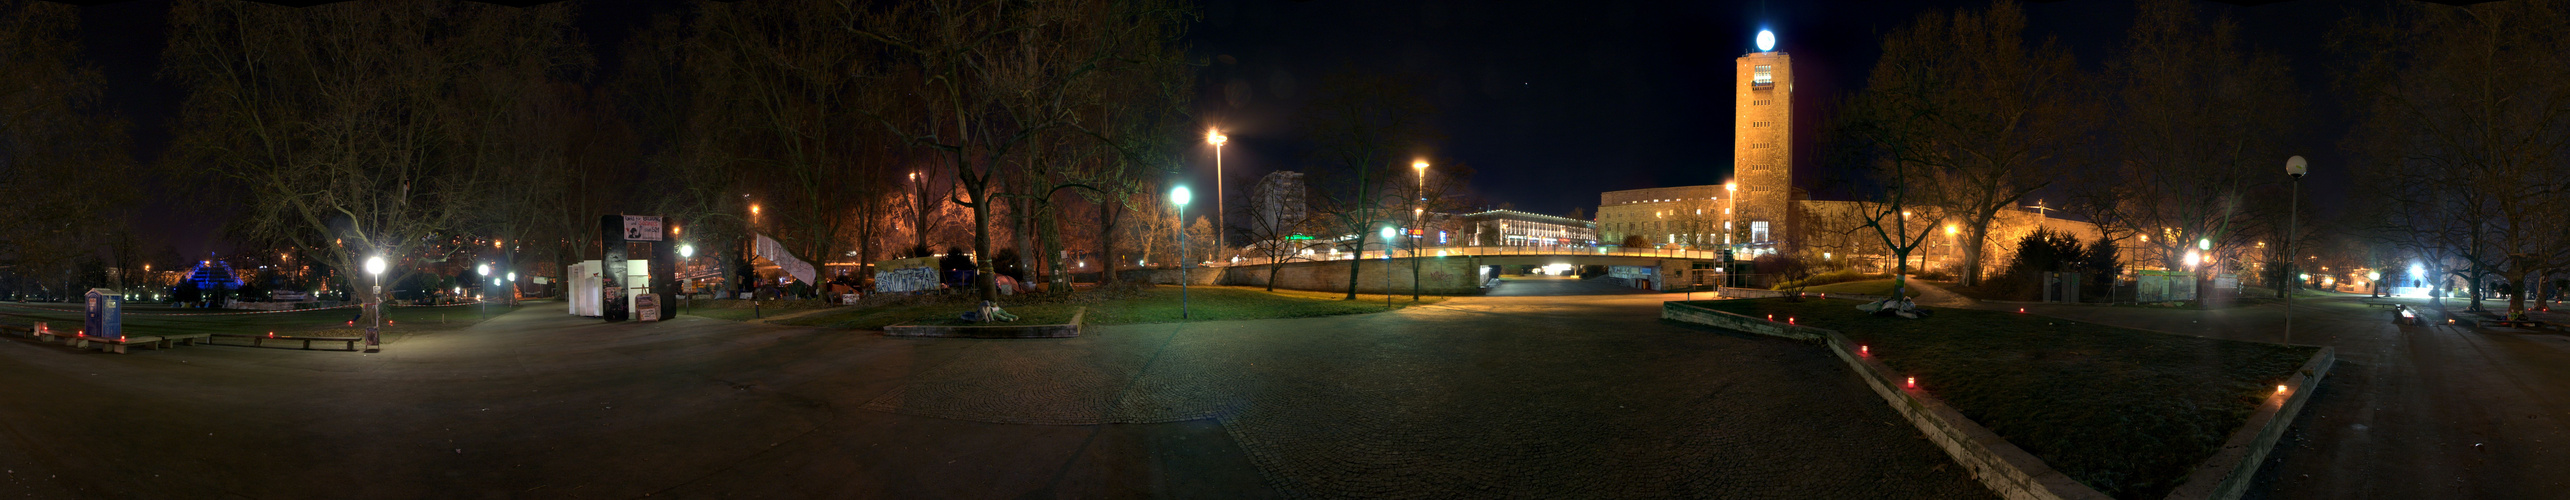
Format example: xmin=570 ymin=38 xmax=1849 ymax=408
xmin=870 ymin=292 xmax=1994 ymax=499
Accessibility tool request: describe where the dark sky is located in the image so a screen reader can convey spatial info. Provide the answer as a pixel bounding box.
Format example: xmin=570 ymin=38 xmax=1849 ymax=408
xmin=69 ymin=0 xmax=2368 ymax=255
xmin=1181 ymin=0 xmax=2364 ymax=219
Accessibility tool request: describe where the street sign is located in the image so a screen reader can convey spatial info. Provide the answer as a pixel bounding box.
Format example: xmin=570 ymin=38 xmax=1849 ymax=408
xmin=623 ymin=215 xmax=664 ymax=241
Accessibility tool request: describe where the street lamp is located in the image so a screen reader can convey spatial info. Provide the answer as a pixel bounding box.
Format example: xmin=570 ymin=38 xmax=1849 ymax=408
xmin=2285 ymin=155 xmax=2306 ymax=345
xmin=679 ymin=243 xmax=696 ymax=313
xmin=1381 ymin=226 xmax=1397 ymax=309
xmin=1171 ymin=185 xmax=1192 ymax=319
xmin=477 ymin=262 xmax=492 ymax=319
xmin=363 ymin=255 xmax=386 ymax=352
xmin=1207 ymin=129 xmax=1227 ymax=251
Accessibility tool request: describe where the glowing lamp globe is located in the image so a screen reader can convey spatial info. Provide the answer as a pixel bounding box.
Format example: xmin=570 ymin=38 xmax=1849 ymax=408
xmin=1381 ymin=226 xmax=1396 ymax=241
xmin=2285 ymin=155 xmax=2307 ymax=178
xmin=679 ymin=243 xmax=696 ymax=259
xmin=477 ymin=263 xmax=490 ymax=276
xmin=1170 ymin=186 xmax=1191 ymax=207
xmin=1756 ymin=30 xmax=1775 ymax=52
xmin=506 ymin=272 xmax=517 ymax=282
xmin=363 ymin=256 xmax=387 ymax=276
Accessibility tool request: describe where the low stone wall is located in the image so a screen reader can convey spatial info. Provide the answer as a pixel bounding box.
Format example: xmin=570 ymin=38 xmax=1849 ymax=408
xmin=2164 ymin=346 xmax=2335 ymax=500
xmin=1136 ymin=258 xmax=1487 ymax=295
xmin=1664 ymin=301 xmax=2110 ymax=500
xmin=883 ymin=308 xmax=1084 ymax=339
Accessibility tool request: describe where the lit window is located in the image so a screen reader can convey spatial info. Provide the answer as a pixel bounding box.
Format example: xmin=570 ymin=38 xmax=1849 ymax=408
xmin=1754 ymin=65 xmax=1773 ymax=85
xmin=1752 ymin=221 xmax=1770 ymax=242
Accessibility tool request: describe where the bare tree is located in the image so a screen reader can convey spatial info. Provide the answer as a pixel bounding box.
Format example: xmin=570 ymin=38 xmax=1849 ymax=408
xmin=165 ymin=0 xmax=586 ymax=323
xmin=0 ymin=0 xmax=138 ymax=299
xmin=2074 ymin=0 xmax=2301 ymax=276
xmin=2338 ymin=0 xmax=2570 ymax=315
xmin=1300 ymin=69 xmax=1441 ymax=300
xmin=1852 ymin=1 xmax=2087 ymax=288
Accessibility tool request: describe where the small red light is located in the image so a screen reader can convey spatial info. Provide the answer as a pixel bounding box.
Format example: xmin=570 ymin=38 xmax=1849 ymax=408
xmin=1906 ymin=377 xmax=1916 ymax=388
xmin=1860 ymin=345 xmax=1869 ymax=356
xmin=2018 ymin=308 xmax=2026 ymax=313
xmin=1788 ymin=317 xmax=1796 ymax=325
xmin=268 ymin=332 xmax=275 ymax=338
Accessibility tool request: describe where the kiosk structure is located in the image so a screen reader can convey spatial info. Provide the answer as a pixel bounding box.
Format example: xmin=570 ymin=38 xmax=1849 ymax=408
xmin=566 ymin=214 xmax=680 ymax=322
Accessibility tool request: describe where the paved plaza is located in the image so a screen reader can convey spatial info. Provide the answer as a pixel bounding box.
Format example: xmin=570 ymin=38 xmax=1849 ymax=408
xmin=0 ymin=290 xmax=1990 ymax=499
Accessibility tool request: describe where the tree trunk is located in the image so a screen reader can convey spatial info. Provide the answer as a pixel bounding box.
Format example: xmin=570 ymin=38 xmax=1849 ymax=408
xmin=1344 ymin=240 xmax=1363 ymax=300
xmin=1958 ymin=215 xmax=1993 ymax=287
xmin=1099 ymin=197 xmax=1121 ymax=284
xmin=973 ymin=191 xmax=997 ymax=303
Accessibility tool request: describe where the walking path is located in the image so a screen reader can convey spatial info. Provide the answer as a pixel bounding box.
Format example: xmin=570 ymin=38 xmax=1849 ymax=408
xmin=1991 ymin=296 xmax=2570 ymax=498
xmin=0 ymin=292 xmax=1990 ymax=498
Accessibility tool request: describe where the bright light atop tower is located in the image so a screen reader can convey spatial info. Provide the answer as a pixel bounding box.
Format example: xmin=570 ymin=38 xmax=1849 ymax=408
xmin=1756 ymin=30 xmax=1775 ymax=52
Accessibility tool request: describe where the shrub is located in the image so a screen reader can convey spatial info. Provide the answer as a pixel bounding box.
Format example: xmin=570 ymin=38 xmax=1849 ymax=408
xmin=1773 ymin=269 xmax=1884 ymax=290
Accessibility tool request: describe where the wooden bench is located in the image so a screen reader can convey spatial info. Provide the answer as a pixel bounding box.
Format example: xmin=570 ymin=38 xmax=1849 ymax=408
xmin=212 ymin=333 xmax=363 ymax=351
xmin=2361 ymin=298 xmax=2400 ymax=309
xmin=2394 ymin=305 xmax=2420 ymax=325
xmin=71 ymin=335 xmax=169 ymax=354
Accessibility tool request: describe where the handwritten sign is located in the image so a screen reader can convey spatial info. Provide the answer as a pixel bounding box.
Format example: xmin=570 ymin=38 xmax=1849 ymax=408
xmin=623 ymin=215 xmax=663 ymax=241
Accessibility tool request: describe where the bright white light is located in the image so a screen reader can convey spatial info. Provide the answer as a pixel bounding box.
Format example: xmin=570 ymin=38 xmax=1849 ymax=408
xmin=679 ymin=244 xmax=695 ymax=259
xmin=363 ymin=256 xmax=387 ymax=276
xmin=1381 ymin=227 xmax=1396 ymax=240
xmin=1756 ymin=30 xmax=1775 ymax=52
xmin=2410 ymin=263 xmax=2425 ymax=277
xmin=2184 ymin=250 xmax=2202 ymax=268
xmin=477 ymin=263 xmax=491 ymax=276
xmin=2198 ymin=238 xmax=2211 ymax=251
xmin=1170 ymin=186 xmax=1191 ymax=206
xmin=507 ymin=272 xmax=517 ymax=282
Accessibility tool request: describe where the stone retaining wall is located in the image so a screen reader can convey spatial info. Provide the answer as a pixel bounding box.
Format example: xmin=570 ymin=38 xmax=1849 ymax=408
xmin=1135 ymin=258 xmax=1488 ymax=295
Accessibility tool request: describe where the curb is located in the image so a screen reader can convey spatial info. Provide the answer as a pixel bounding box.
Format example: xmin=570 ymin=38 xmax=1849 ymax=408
xmin=883 ymin=307 xmax=1084 ymax=339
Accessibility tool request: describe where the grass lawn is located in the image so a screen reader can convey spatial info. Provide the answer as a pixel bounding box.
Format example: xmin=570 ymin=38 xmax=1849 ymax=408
xmin=1684 ymin=298 xmax=2316 ymax=499
xmin=1784 ymin=279 xmax=1922 ymax=298
xmin=774 ymin=286 xmax=1439 ymax=330
xmin=0 ymin=301 xmax=521 ymax=337
xmin=677 ymin=299 xmax=837 ymax=322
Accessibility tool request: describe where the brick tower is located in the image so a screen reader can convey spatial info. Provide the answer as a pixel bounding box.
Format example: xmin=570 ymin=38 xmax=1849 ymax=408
xmin=1732 ymin=33 xmax=1791 ymax=251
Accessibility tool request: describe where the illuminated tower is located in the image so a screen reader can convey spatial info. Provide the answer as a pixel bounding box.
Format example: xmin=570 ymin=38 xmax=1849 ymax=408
xmin=1732 ymin=30 xmax=1791 ymax=250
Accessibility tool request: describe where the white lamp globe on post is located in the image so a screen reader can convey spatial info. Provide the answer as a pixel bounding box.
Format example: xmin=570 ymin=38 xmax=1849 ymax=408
xmin=476 ymin=262 xmax=493 ymax=317
xmin=2284 ymin=155 xmax=2307 ymax=344
xmin=1171 ymin=186 xmax=1192 ymax=319
xmin=679 ymin=243 xmax=697 ymax=312
xmin=362 ymin=255 xmax=386 ymax=352
xmin=1756 ymin=29 xmax=1775 ymax=52
xmin=1381 ymin=226 xmax=1397 ymax=308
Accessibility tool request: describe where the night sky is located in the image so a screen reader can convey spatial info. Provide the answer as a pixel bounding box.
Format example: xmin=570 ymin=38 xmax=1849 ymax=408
xmin=66 ymin=0 xmax=2367 ymax=255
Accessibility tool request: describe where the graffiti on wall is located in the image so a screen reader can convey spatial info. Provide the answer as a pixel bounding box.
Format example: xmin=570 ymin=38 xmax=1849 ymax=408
xmin=874 ymin=257 xmax=940 ymax=294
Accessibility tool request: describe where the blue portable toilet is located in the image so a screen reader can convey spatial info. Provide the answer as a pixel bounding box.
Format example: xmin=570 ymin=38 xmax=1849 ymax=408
xmin=84 ymin=289 xmax=122 ymax=341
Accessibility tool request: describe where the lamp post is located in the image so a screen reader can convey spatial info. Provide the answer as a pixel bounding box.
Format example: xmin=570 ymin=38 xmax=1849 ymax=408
xmin=363 ymin=255 xmax=386 ymax=352
xmin=1171 ymin=186 xmax=1192 ymax=319
xmin=2285 ymin=155 xmax=2306 ymax=345
xmin=477 ymin=262 xmax=492 ymax=319
xmin=1207 ymin=130 xmax=1227 ymax=252
xmin=1381 ymin=226 xmax=1396 ymax=309
xmin=1412 ymin=160 xmax=1428 ymax=302
xmin=680 ymin=243 xmax=696 ymax=314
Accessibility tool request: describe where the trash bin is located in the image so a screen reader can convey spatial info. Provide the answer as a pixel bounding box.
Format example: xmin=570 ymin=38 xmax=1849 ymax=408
xmin=84 ymin=289 xmax=123 ymax=341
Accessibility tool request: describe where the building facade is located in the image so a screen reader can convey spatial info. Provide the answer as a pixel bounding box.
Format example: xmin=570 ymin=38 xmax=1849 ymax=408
xmin=1456 ymin=209 xmax=1598 ymax=248
xmin=1250 ymin=171 xmax=1307 ymax=236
